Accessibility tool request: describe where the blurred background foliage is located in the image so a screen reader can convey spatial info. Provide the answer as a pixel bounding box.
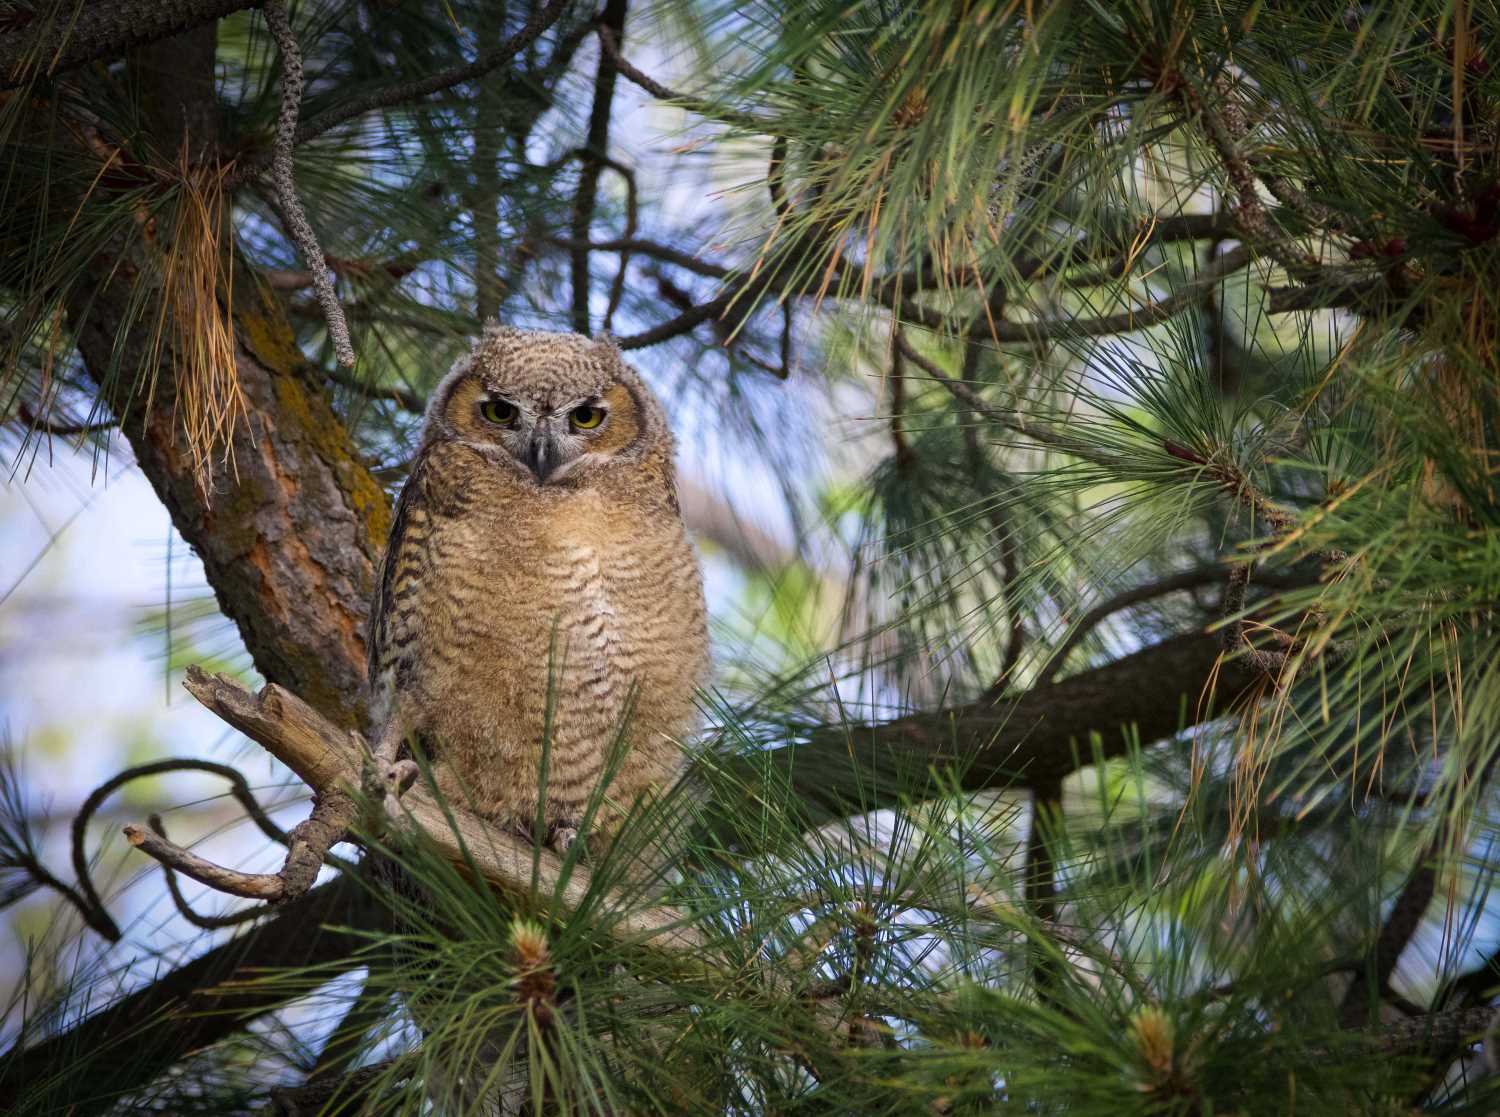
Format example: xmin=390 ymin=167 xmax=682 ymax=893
xmin=2 ymin=0 xmax=1500 ymax=1112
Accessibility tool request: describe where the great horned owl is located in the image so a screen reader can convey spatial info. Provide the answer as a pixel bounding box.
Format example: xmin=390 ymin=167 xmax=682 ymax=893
xmin=368 ymin=324 xmax=709 ymax=851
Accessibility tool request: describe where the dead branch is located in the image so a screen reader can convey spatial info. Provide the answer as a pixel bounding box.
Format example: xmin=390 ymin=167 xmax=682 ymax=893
xmin=129 ymin=666 xmax=707 ymax=957
xmin=124 ymin=821 xmax=288 ymax=899
xmin=146 ymin=813 xmax=277 ymax=929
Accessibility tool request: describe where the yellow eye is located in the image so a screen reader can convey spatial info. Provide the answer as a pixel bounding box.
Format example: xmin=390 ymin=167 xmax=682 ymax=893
xmin=480 ymin=399 xmax=518 ymax=426
xmin=570 ymin=404 xmax=605 ymax=430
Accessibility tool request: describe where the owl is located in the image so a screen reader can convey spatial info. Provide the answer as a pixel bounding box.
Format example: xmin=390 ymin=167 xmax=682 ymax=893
xmin=367 ymin=324 xmax=709 ymax=853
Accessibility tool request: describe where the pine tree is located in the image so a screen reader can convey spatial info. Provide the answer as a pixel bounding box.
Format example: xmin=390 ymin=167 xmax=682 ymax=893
xmin=2 ymin=0 xmax=1498 ymax=1112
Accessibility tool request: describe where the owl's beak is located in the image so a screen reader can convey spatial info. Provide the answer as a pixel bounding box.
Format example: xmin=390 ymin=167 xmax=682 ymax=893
xmin=525 ymin=428 xmax=563 ymax=483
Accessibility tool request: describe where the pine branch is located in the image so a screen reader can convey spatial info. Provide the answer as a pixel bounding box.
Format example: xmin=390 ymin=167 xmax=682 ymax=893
xmin=547 ymin=236 xmax=731 ymax=279
xmin=1038 ymin=566 xmax=1315 ymax=685
xmin=1178 ymin=75 xmax=1324 ymax=279
xmin=0 ymin=876 xmax=385 ymax=1117
xmin=1376 ymin=1005 xmax=1498 ymax=1057
xmin=570 ymin=0 xmax=627 ymax=335
xmin=268 ymin=1058 xmax=411 ymax=1116
xmin=727 ymin=629 xmax=1269 ymax=828
xmin=891 ymin=327 xmax=1125 ymax=468
xmin=0 ymin=0 xmax=257 ymax=89
xmin=323 ymin=367 xmax=426 ymax=414
xmin=8 ymin=401 xmax=113 ymax=438
xmin=595 ymin=23 xmax=764 ymax=130
xmin=290 ymin=0 xmax=573 ymax=147
xmin=893 ymin=244 xmax=1256 ymax=343
xmin=1026 ymin=777 xmax=1063 ymax=1001
xmin=166 ymin=667 xmax=706 ymax=956
xmin=1341 ymin=835 xmax=1446 ymax=1028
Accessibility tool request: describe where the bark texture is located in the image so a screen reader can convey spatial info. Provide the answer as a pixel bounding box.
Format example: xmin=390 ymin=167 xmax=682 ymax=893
xmin=0 ymin=0 xmax=260 ymax=88
xmin=747 ymin=630 xmax=1265 ymax=822
xmin=71 ymin=281 xmax=389 ymax=728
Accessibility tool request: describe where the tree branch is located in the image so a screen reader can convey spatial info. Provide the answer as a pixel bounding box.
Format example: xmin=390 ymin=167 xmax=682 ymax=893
xmin=0 ymin=0 xmax=259 ymax=89
xmin=1341 ymin=835 xmax=1445 ymax=1028
xmin=570 ymin=0 xmax=627 ymax=335
xmin=892 ymin=244 xmax=1255 ymax=344
xmin=324 ymin=366 xmax=426 ymax=414
xmin=547 ymin=236 xmax=730 ymax=279
xmin=146 ymin=813 xmax=278 ymax=929
xmin=0 ymin=875 xmax=385 ymax=1117
xmin=1038 ymin=565 xmax=1314 ymax=685
xmin=594 ymin=23 xmax=763 ymax=130
xmin=290 ymin=0 xmax=572 ymax=148
xmin=725 ymin=629 xmax=1269 ymax=828
xmin=172 ymin=667 xmax=705 ymax=955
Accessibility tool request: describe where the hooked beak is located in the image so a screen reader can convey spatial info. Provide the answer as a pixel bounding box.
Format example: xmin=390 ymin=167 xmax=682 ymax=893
xmin=525 ymin=428 xmax=563 ymax=483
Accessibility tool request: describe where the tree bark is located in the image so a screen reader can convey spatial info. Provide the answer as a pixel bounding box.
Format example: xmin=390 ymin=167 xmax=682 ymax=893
xmin=69 ymin=276 xmax=389 ymax=729
xmin=0 ymin=0 xmax=260 ymax=89
xmin=732 ymin=630 xmax=1266 ymax=824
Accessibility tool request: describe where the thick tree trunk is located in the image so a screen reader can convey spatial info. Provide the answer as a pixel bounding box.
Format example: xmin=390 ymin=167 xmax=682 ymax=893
xmin=71 ymin=279 xmax=389 ymax=729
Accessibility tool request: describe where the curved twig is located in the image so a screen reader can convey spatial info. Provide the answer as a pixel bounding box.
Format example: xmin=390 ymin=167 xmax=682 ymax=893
xmin=126 ymin=783 xmax=357 ymax=904
xmin=71 ymin=758 xmax=290 ymax=941
xmin=146 ymin=814 xmax=276 ymax=929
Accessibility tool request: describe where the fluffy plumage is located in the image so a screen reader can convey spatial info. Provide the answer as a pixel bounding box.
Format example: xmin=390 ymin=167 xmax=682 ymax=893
xmin=368 ymin=324 xmax=708 ymax=847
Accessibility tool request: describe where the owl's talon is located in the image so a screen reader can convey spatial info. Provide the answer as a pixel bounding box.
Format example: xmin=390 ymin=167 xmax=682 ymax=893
xmin=549 ymin=823 xmax=581 ymax=854
xmin=379 ymin=759 xmax=420 ymax=822
xmin=384 ymin=758 xmax=419 ymax=796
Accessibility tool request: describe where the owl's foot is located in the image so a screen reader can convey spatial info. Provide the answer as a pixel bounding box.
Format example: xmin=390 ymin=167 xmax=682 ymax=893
xmin=366 ymin=724 xmax=420 ymax=824
xmin=380 ymin=758 xmax=420 ymax=817
xmin=547 ymin=819 xmax=583 ymax=855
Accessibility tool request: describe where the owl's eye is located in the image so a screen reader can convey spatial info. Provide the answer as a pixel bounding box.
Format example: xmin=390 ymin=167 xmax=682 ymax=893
xmin=480 ymin=399 xmax=518 ymax=426
xmin=570 ymin=404 xmax=605 ymax=430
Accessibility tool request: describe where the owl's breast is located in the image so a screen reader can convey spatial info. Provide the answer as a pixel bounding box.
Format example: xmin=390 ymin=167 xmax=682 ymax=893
xmin=395 ymin=482 xmax=705 ymax=822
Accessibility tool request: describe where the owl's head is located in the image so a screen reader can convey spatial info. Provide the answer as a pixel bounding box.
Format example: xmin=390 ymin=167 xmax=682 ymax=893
xmin=423 ymin=324 xmax=670 ymax=486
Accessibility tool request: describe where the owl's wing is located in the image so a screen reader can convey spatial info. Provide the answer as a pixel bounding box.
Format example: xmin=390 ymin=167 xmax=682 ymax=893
xmin=368 ymin=448 xmax=434 ymax=710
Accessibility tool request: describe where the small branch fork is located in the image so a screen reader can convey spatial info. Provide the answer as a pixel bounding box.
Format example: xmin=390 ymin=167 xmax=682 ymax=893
xmin=122 ymin=667 xmax=704 ymax=957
